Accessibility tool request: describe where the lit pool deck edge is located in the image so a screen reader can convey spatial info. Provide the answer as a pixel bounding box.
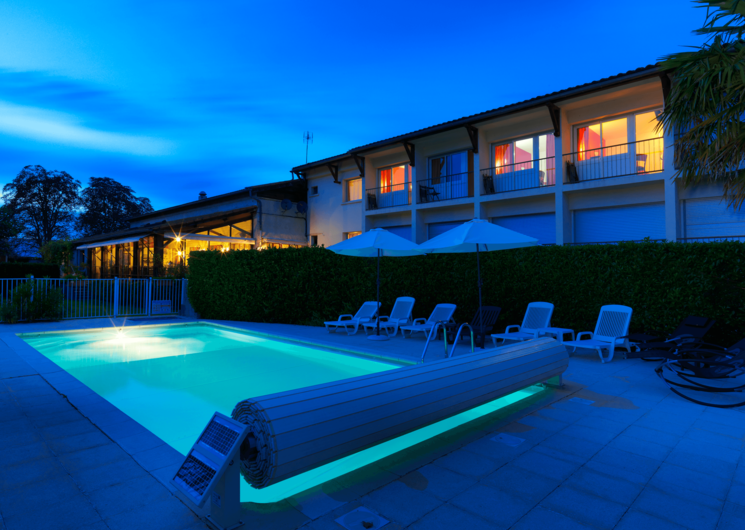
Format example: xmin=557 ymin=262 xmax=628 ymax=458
xmin=1 ymin=318 xmax=575 ymax=528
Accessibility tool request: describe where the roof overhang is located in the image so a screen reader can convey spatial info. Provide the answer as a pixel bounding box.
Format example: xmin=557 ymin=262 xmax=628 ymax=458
xmin=165 ymin=232 xmax=256 ymax=245
xmin=77 ymin=235 xmax=142 ymax=250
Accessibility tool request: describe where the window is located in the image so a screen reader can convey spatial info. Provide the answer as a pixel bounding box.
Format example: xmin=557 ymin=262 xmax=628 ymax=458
xmin=310 ymin=186 xmax=318 ymax=195
xmin=429 ymin=151 xmax=467 ymax=183
xmin=492 ymin=133 xmax=555 ymax=174
xmin=310 ymin=235 xmax=318 ymax=246
xmin=346 ymin=178 xmax=362 ymax=202
xmin=379 ymin=164 xmax=408 ymax=193
xmin=576 ymin=110 xmax=662 ymax=161
xmin=346 ymin=231 xmax=362 ymax=239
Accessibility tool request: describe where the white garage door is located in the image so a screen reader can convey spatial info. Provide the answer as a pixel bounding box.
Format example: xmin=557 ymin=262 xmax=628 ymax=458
xmin=684 ymin=197 xmax=745 ymax=239
xmin=574 ymin=203 xmax=665 ymax=243
xmin=383 ymin=225 xmax=413 ymax=241
xmin=492 ymin=213 xmax=556 ymax=245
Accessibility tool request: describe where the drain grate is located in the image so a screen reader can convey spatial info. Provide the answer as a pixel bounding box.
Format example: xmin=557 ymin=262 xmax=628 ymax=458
xmin=335 ymin=507 xmax=389 ymax=530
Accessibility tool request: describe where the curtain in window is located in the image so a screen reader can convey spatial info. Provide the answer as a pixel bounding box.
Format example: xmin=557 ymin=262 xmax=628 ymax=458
xmin=493 ymin=144 xmax=512 ymax=174
xmin=380 ymin=169 xmax=392 ymax=193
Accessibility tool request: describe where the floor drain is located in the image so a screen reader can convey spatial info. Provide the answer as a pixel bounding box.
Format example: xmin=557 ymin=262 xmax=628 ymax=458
xmin=335 ymin=507 xmax=389 ymax=530
xmin=491 ymin=433 xmax=525 ymax=447
xmin=570 ymin=397 xmax=595 ymax=405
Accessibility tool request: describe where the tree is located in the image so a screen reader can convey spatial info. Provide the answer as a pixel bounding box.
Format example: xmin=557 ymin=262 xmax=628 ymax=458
xmin=0 ymin=205 xmax=20 ymax=257
xmin=76 ymin=176 xmax=154 ymax=236
xmin=658 ymin=1 xmax=745 ymax=207
xmin=2 ymin=165 xmax=81 ymax=250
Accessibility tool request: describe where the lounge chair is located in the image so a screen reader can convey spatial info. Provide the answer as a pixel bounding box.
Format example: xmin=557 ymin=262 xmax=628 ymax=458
xmin=562 ymin=305 xmax=633 ymax=363
xmin=491 ymin=302 xmax=554 ymax=346
xmin=362 ymin=297 xmax=415 ymax=337
xmin=324 ymin=301 xmax=380 ymax=335
xmin=625 ymin=315 xmax=715 ymax=360
xmin=400 ymin=303 xmax=456 ymax=339
xmin=446 ymin=306 xmax=501 ymax=349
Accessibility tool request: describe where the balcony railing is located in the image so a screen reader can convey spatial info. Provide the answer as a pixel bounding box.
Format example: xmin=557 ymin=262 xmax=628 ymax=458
xmin=417 ymin=171 xmax=473 ymax=203
xmin=563 ymin=137 xmax=664 ymax=183
xmin=481 ymin=157 xmax=555 ymax=195
xmin=365 ymin=183 xmax=412 ymax=210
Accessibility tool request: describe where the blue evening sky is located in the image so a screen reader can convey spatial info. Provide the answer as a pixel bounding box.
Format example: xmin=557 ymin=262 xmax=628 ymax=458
xmin=0 ymin=1 xmax=707 ymax=210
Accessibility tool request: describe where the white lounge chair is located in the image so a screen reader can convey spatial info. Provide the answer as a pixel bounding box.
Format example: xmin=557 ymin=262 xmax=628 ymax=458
xmin=324 ymin=302 xmax=381 ymax=335
xmin=400 ymin=303 xmax=456 ymax=339
xmin=491 ymin=302 xmax=554 ymax=347
xmin=562 ymin=305 xmax=633 ymax=363
xmin=362 ymin=297 xmax=415 ymax=337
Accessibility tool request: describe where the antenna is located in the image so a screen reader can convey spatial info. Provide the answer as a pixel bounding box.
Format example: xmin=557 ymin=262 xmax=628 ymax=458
xmin=303 ymin=131 xmax=313 ymax=163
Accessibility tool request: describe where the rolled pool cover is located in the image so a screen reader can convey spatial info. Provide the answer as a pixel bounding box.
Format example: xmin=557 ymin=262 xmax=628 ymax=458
xmin=232 ymin=337 xmax=567 ymax=489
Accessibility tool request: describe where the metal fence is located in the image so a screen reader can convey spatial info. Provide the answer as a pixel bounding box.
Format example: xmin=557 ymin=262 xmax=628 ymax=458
xmin=366 ymin=183 xmax=412 ymax=210
xmin=418 ymin=171 xmax=473 ymax=203
xmin=0 ymin=277 xmax=186 ymax=322
xmin=481 ymin=156 xmax=555 ymax=195
xmin=563 ymin=137 xmax=664 ymax=183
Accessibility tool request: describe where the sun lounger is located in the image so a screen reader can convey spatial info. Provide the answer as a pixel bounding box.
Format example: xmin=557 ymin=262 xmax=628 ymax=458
xmin=400 ymin=303 xmax=456 ymax=339
xmin=562 ymin=305 xmax=633 ymax=363
xmin=624 ymin=315 xmax=715 ymax=360
xmin=491 ymin=302 xmax=553 ymax=346
xmin=324 ymin=301 xmax=380 ymax=335
xmin=446 ymin=306 xmax=501 ymax=349
xmin=362 ymin=297 xmax=415 ymax=337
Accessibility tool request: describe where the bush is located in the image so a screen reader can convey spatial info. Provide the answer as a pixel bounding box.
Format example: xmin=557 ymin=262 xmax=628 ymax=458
xmin=0 ymin=262 xmax=60 ymax=279
xmin=187 ymin=242 xmax=745 ymax=346
xmin=0 ymin=277 xmax=64 ymax=323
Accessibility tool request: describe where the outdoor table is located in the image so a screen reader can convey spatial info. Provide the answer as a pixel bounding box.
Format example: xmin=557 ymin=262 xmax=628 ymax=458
xmin=536 ymin=327 xmax=575 ymax=343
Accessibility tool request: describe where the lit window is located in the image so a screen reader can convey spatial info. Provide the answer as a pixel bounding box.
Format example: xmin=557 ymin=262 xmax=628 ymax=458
xmin=346 ymin=179 xmax=362 ymax=201
xmin=379 ymin=165 xmax=408 ymax=193
xmin=346 ymin=231 xmax=362 ymax=239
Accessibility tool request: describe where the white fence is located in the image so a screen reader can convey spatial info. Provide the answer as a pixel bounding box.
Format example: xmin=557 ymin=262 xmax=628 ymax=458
xmin=0 ymin=277 xmax=187 ymax=322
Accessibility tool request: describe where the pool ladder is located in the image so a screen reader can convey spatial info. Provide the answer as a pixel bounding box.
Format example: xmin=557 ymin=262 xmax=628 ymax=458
xmin=420 ymin=321 xmax=475 ymax=362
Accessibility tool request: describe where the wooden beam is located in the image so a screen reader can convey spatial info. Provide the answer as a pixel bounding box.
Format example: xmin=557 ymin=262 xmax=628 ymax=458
xmin=464 ymin=125 xmax=478 ymax=153
xmin=547 ymin=103 xmax=561 ymax=137
xmin=327 ymin=164 xmax=340 ymax=184
xmin=403 ymin=142 xmax=415 ymax=167
xmin=352 ymin=154 xmax=365 ymax=177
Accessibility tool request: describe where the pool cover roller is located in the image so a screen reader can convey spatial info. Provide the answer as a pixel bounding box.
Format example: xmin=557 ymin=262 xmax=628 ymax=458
xmin=232 ymin=337 xmax=568 ymax=489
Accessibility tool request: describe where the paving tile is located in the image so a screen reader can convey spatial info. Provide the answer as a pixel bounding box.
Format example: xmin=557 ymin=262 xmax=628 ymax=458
xmin=481 ymin=463 xmax=561 ymax=504
xmin=99 ymin=418 xmax=149 ymax=440
xmin=686 ymin=426 xmax=743 ymax=451
xmin=70 ymin=456 xmax=150 ymax=493
xmin=623 ymin=424 xmax=681 ymax=448
xmin=728 ymin=482 xmax=745 ymax=507
xmin=38 ymin=418 xmax=99 ymax=440
xmin=541 ymin=485 xmax=627 ymax=529
xmin=633 ymin=416 xmax=691 ymax=437
xmin=564 ymin=466 xmax=644 ymax=505
xmin=614 ymin=510 xmax=688 ymax=530
xmin=407 ymin=503 xmax=495 ymax=530
xmin=632 ymin=485 xmax=722 ymax=530
xmin=608 ymin=433 xmax=672 ymax=461
xmin=2 ymin=493 xmax=101 ymax=530
xmin=719 ymin=502 xmax=745 ymax=530
xmin=361 ymin=480 xmax=442 ymax=527
xmin=651 ymin=463 xmax=731 ymax=500
xmin=451 ymin=484 xmax=535 ymax=528
xmin=512 ymin=450 xmax=582 ymax=481
xmin=104 ymin=497 xmax=202 ymax=530
xmin=699 ymin=409 xmax=745 ymax=431
xmin=573 ymin=414 xmax=628 ymax=435
xmin=0 ymin=426 xmax=42 ymax=449
xmin=324 ymin=465 xmax=399 ymax=503
xmin=512 ymin=506 xmax=595 ymax=530
xmin=0 ymin=473 xmax=81 ymax=519
xmin=290 ymin=488 xmax=346 ymax=520
xmin=735 ymin=464 xmax=745 ymax=485
xmin=58 ymin=442 xmax=131 ymax=473
xmin=432 ymin=449 xmax=504 ymax=478
xmin=132 ymin=443 xmax=185 ymax=471
xmin=0 ymin=440 xmax=53 ymax=468
xmin=537 ymin=432 xmax=604 ymax=460
xmin=398 ymin=464 xmax=476 ymax=501
xmin=45 ymin=429 xmax=112 ymax=455
xmin=534 ymin=407 xmax=584 ymax=424
xmin=664 ymin=446 xmax=736 ymax=480
xmin=29 ymin=409 xmax=85 ymax=428
xmin=117 ymin=430 xmax=167 ymax=454
xmin=460 ymin=435 xmax=529 ymax=462
xmin=0 ymin=456 xmax=67 ymax=492
xmin=519 ymin=414 xmax=570 ymax=432
xmin=87 ymin=474 xmax=174 ymax=519
xmin=584 ymin=459 xmax=649 ymax=486
xmin=675 ymin=437 xmax=742 ymax=464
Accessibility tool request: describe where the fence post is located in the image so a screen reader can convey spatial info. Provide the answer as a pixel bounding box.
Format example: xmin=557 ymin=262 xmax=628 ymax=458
xmin=147 ymin=277 xmax=152 ymax=317
xmin=113 ymin=277 xmax=119 ymax=318
xmin=181 ymin=279 xmax=187 ymax=314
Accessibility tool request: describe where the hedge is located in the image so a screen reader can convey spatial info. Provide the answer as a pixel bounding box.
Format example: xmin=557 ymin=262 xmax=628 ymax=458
xmin=187 ymin=242 xmax=745 ymax=346
xmin=0 ymin=262 xmax=60 ymax=279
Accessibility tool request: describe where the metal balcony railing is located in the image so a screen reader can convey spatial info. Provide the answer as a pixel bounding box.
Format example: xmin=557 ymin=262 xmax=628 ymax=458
xmin=417 ymin=171 xmax=473 ymax=203
xmin=365 ymin=183 xmax=412 ymax=210
xmin=563 ymin=137 xmax=664 ymax=183
xmin=481 ymin=157 xmax=555 ymax=195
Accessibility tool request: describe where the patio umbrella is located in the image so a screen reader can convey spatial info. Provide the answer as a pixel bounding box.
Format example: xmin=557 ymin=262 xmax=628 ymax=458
xmin=417 ymin=219 xmax=538 ymax=329
xmin=327 ymin=228 xmax=423 ymax=341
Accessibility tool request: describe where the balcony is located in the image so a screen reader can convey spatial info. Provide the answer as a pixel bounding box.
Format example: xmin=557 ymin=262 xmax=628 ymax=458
xmin=417 ymin=171 xmax=473 ymax=203
xmin=563 ymin=137 xmax=664 ymax=183
xmin=481 ymin=157 xmax=555 ymax=195
xmin=366 ymin=183 xmax=412 ymax=211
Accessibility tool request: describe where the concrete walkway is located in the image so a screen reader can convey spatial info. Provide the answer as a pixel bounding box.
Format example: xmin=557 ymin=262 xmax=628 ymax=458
xmin=0 ymin=318 xmax=744 ymax=530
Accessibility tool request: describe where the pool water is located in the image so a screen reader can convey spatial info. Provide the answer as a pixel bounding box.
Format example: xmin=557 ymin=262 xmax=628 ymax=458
xmin=23 ymin=323 xmax=543 ymax=503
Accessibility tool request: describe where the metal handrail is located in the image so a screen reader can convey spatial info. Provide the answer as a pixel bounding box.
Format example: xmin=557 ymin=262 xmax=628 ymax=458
xmin=563 ymin=137 xmax=664 ymax=183
xmin=480 ymin=156 xmax=556 ymax=194
xmin=420 ymin=320 xmax=450 ymax=362
xmin=448 ymin=323 xmax=474 ymax=358
xmin=365 ymin=182 xmax=412 ymax=211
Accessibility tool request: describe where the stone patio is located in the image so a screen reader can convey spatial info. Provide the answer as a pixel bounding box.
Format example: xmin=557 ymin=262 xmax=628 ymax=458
xmin=0 ymin=317 xmax=744 ymax=530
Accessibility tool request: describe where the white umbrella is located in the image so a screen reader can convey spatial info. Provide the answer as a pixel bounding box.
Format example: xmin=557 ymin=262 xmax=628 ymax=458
xmin=327 ymin=228 xmax=424 ymax=341
xmin=417 ymin=219 xmax=538 ymax=328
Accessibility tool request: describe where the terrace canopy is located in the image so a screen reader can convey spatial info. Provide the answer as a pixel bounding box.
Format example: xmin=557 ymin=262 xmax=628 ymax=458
xmin=76 ymin=235 xmax=143 ymax=250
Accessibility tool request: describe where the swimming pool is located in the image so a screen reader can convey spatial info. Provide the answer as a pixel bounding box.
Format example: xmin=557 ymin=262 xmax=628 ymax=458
xmin=23 ymin=323 xmax=543 ymax=503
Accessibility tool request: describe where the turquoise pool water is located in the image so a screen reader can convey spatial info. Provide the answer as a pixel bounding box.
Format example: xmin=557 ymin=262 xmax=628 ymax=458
xmin=23 ymin=323 xmax=542 ymax=503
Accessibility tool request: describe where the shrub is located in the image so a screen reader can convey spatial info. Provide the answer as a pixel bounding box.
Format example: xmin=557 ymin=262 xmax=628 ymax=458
xmin=0 ymin=277 xmax=64 ymax=323
xmin=187 ymin=242 xmax=745 ymax=346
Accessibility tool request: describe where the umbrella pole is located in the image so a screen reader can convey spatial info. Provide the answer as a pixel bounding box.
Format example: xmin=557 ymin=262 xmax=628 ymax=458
xmin=477 ymin=244 xmax=483 ymax=332
xmin=368 ymin=248 xmax=389 ymax=341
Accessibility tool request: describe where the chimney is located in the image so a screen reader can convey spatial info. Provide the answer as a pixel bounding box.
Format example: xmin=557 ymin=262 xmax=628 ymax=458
xmin=198 ymin=191 xmax=207 ymax=200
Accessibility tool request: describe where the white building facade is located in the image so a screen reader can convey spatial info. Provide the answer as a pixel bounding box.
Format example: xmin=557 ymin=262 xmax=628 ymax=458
xmin=293 ymin=65 xmax=745 ymax=247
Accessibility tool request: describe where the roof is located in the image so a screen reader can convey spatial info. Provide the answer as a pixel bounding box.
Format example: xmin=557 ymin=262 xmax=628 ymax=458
xmin=292 ymin=64 xmax=662 ymax=173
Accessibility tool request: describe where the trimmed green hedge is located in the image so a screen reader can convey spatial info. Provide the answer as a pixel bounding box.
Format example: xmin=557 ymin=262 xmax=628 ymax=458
xmin=0 ymin=262 xmax=60 ymax=279
xmin=187 ymin=242 xmax=745 ymax=345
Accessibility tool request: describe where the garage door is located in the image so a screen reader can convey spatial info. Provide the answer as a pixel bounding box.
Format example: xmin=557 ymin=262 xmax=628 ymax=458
xmin=684 ymin=197 xmax=745 ymax=239
xmin=574 ymin=203 xmax=665 ymax=243
xmin=383 ymin=225 xmax=413 ymax=241
xmin=428 ymin=221 xmax=467 ymax=240
xmin=492 ymin=213 xmax=556 ymax=245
